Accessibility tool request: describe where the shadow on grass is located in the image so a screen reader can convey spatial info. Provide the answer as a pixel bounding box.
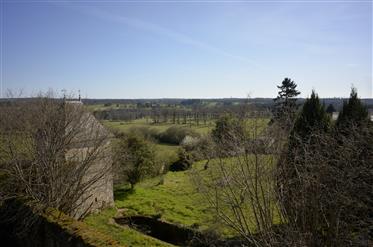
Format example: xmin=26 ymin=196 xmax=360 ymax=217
xmin=114 ymin=185 xmax=135 ymax=201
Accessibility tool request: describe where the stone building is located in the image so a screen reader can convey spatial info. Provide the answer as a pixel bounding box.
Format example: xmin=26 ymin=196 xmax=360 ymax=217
xmin=66 ymin=101 xmax=114 ymax=218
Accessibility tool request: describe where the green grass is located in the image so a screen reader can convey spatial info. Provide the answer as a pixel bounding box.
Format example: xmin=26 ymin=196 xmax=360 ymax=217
xmin=154 ymin=143 xmax=179 ymax=165
xmin=102 ymin=118 xmax=214 ymax=135
xmin=85 ymin=117 xmax=274 ymax=245
xmin=114 ymin=169 xmax=210 ymax=228
xmin=84 ymin=160 xmax=239 ymax=246
xmin=113 ymin=160 xmax=239 ymax=237
xmin=103 ymin=118 xmax=214 ymax=165
xmin=84 ymin=208 xmax=173 ymax=247
xmin=83 ymin=150 xmax=228 ymax=246
xmin=85 ymin=155 xmax=278 ymax=246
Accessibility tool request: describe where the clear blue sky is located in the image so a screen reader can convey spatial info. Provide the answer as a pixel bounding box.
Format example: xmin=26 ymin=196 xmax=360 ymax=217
xmin=1 ymin=0 xmax=372 ymax=98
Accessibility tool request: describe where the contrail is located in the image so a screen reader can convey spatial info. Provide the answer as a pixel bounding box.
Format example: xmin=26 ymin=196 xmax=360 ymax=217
xmin=70 ymin=5 xmax=258 ymax=66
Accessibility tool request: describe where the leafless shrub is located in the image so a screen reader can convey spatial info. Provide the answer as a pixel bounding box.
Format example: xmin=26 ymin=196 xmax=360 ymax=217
xmin=0 ymin=92 xmax=112 ymax=229
xmin=277 ymin=123 xmax=373 ymax=246
xmin=191 ymin=113 xmax=284 ymax=246
xmin=192 ymin=111 xmax=372 ymax=246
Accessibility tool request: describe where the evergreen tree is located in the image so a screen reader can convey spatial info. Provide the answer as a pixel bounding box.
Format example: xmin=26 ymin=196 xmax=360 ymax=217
xmin=336 ymin=88 xmax=368 ymax=127
xmin=278 ymin=90 xmax=331 ymax=232
xmin=325 ymin=103 xmax=336 ymax=114
xmin=272 ymin=78 xmax=300 ymax=128
xmin=333 ymin=88 xmax=372 ymax=241
xmin=292 ymin=90 xmax=331 ymax=139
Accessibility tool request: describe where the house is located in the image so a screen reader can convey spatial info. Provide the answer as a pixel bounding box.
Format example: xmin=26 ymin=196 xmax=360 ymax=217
xmin=65 ymin=100 xmax=114 ymax=218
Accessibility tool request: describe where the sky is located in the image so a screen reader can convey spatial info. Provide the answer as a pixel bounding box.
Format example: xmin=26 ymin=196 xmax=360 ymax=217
xmin=1 ymin=0 xmax=372 ymax=99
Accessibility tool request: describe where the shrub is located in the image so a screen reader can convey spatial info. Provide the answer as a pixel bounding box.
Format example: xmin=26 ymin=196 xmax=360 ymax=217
xmin=113 ymin=134 xmax=158 ymax=189
xmin=158 ymin=126 xmax=199 ymax=145
xmin=211 ymin=114 xmax=247 ymax=156
xmin=181 ymin=135 xmax=215 ymax=162
xmin=169 ymin=148 xmax=193 ymax=172
xmin=127 ymin=126 xmax=159 ymax=142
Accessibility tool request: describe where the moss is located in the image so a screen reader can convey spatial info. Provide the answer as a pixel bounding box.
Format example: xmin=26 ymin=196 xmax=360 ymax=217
xmin=44 ymin=208 xmax=123 ymax=247
xmin=84 ymin=208 xmax=173 ymax=246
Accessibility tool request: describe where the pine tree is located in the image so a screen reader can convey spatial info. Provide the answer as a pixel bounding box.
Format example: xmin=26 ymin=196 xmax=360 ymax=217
xmin=336 ymin=88 xmax=368 ymax=127
xmin=333 ymin=88 xmax=372 ymax=240
xmin=292 ymin=90 xmax=331 ymax=139
xmin=272 ymin=78 xmax=300 ymax=128
xmin=279 ymin=90 xmax=331 ymax=231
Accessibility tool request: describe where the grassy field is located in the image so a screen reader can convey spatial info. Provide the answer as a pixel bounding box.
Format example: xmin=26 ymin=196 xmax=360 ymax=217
xmin=102 ymin=118 xmax=214 ymax=135
xmin=84 ymin=160 xmax=236 ymax=246
xmin=84 ymin=117 xmax=273 ymax=246
xmin=85 ymin=155 xmax=278 ymax=245
xmin=102 ymin=118 xmax=214 ymax=166
xmin=113 ymin=161 xmax=217 ymax=232
xmin=153 ymin=143 xmax=179 ymax=166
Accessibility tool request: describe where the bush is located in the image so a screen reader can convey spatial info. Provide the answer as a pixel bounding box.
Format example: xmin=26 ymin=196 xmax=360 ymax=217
xmin=168 ymin=148 xmax=193 ymax=172
xmin=127 ymin=126 xmax=159 ymax=142
xmin=181 ymin=135 xmax=215 ymax=162
xmin=113 ymin=134 xmax=159 ymax=189
xmin=158 ymin=126 xmax=199 ymax=145
xmin=211 ymin=114 xmax=247 ymax=156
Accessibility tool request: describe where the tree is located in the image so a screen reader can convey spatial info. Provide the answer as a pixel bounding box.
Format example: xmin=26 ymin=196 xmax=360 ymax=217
xmin=276 ymin=90 xmax=372 ymax=245
xmin=325 ymin=103 xmax=336 ymax=114
xmin=169 ymin=148 xmax=192 ymax=172
xmin=192 ymin=111 xmax=285 ymax=246
xmin=0 ymin=93 xmax=112 ymax=221
xmin=291 ymin=90 xmax=330 ymax=139
xmin=277 ymin=90 xmax=331 ymax=241
xmin=114 ymin=134 xmax=156 ymax=189
xmin=333 ymin=88 xmax=372 ymax=242
xmin=279 ymin=122 xmax=372 ymax=246
xmin=336 ymin=88 xmax=369 ymax=127
xmin=211 ymin=114 xmax=246 ymax=156
xmin=272 ymin=78 xmax=300 ymax=129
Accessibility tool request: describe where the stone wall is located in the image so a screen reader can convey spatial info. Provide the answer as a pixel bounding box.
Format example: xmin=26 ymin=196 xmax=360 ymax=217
xmin=70 ymin=140 xmax=115 ymax=219
xmin=0 ymin=202 xmax=121 ymax=247
xmin=66 ymin=110 xmax=115 ymax=219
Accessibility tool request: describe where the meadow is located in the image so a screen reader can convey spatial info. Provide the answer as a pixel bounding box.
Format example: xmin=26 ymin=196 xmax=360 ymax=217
xmin=102 ymin=118 xmax=214 ymax=135
xmin=84 ymin=160 xmax=237 ymax=246
xmin=82 ymin=115 xmax=272 ymax=246
xmin=102 ymin=118 xmax=215 ymax=165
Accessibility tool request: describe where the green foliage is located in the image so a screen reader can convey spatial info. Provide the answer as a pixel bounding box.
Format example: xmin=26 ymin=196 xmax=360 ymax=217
xmin=113 ymin=160 xmax=236 ymax=237
xmin=158 ymin=126 xmax=199 ymax=145
xmin=115 ymin=134 xmax=157 ymax=189
xmin=211 ymin=114 xmax=246 ymax=145
xmin=113 ymin=167 xmax=211 ymax=230
xmin=168 ymin=148 xmax=193 ymax=172
xmin=102 ymin=118 xmax=212 ymax=136
xmin=127 ymin=126 xmax=160 ymax=142
xmin=336 ymin=88 xmax=369 ymax=127
xmin=181 ymin=135 xmax=214 ymax=162
xmin=272 ymin=77 xmax=300 ymax=126
xmin=292 ymin=90 xmax=331 ymax=139
xmin=280 ymin=90 xmax=331 ymax=231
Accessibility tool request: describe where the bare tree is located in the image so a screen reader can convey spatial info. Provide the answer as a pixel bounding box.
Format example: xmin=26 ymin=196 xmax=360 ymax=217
xmin=191 ymin=112 xmax=284 ymax=246
xmin=0 ymin=92 xmax=113 ymax=223
xmin=277 ymin=124 xmax=373 ymax=246
xmin=192 ymin=110 xmax=372 ymax=246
